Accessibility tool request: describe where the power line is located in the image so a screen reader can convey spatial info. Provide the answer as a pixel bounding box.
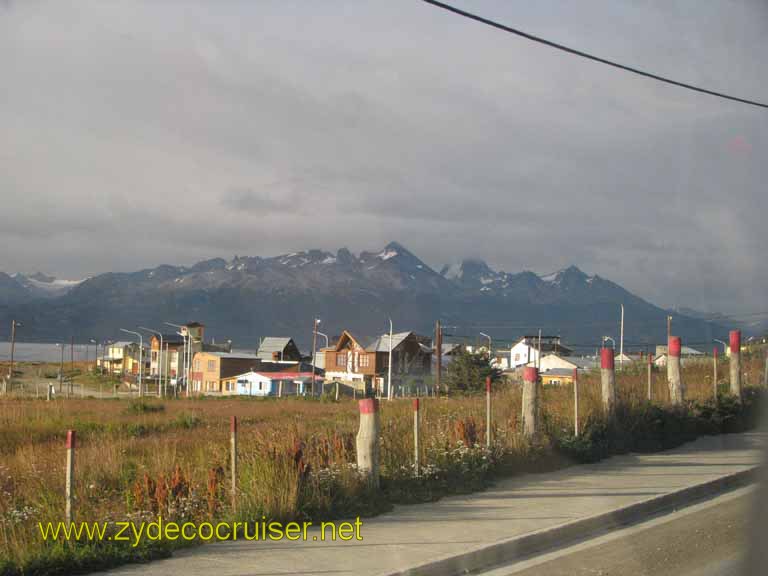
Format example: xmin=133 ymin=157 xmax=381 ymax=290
xmin=419 ymin=0 xmax=768 ymax=110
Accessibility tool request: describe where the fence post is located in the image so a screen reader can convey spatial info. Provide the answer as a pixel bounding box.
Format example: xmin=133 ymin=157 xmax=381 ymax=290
xmin=65 ymin=430 xmax=75 ymax=524
xmin=335 ymin=381 xmax=340 ymax=402
xmin=522 ymin=367 xmax=538 ymax=438
xmin=713 ymin=347 xmax=719 ymax=401
xmin=47 ymin=383 xmax=53 ymax=401
xmin=413 ymin=398 xmax=420 ymax=477
xmin=356 ymin=398 xmax=380 ymax=487
xmin=730 ymin=330 xmax=742 ymax=401
xmin=278 ymin=380 xmax=283 ymax=398
xmin=601 ymin=348 xmax=616 ymax=415
xmin=230 ymin=416 xmax=237 ymax=513
xmin=667 ymin=336 xmax=684 ymax=405
xmin=485 ymin=376 xmax=492 ymax=448
xmin=573 ymin=368 xmax=579 ymax=437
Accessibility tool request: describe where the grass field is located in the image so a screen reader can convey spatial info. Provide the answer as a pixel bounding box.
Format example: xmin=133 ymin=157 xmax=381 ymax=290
xmin=0 ymin=351 xmax=765 ymax=574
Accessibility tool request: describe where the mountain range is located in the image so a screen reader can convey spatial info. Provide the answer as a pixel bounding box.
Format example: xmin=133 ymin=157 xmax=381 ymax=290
xmin=0 ymin=242 xmax=731 ymax=352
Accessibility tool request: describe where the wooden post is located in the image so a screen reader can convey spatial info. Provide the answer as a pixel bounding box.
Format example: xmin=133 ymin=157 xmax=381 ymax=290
xmin=65 ymin=430 xmax=75 ymax=523
xmin=278 ymin=380 xmax=283 ymax=398
xmin=356 ymin=398 xmax=380 ymax=487
xmin=47 ymin=383 xmax=53 ymax=401
xmin=413 ymin=398 xmax=420 ymax=477
xmin=522 ymin=367 xmax=538 ymax=438
xmin=573 ymin=368 xmax=579 ymax=437
xmin=601 ymin=348 xmax=616 ymax=415
xmin=485 ymin=376 xmax=492 ymax=448
xmin=667 ymin=336 xmax=684 ymax=405
xmin=335 ymin=381 xmax=339 ymax=402
xmin=230 ymin=416 xmax=237 ymax=513
xmin=713 ymin=347 xmax=719 ymax=401
xmin=729 ymin=330 xmax=742 ymax=401
xmin=647 ymin=352 xmax=653 ymax=401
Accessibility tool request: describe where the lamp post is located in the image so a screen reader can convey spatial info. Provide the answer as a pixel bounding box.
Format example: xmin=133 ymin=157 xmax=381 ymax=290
xmin=311 ymin=318 xmax=320 ymax=396
xmin=165 ymin=322 xmax=187 ymax=396
xmin=120 ymin=329 xmax=143 ymax=398
xmin=713 ymin=339 xmax=728 ymax=356
xmin=480 ymin=332 xmax=492 ymax=365
xmin=86 ymin=338 xmax=96 ymax=372
xmin=6 ymin=319 xmax=21 ymax=394
xmin=138 ymin=327 xmax=163 ymax=398
xmin=387 ymin=318 xmax=393 ymax=401
xmin=602 ymin=336 xmax=616 ymax=349
xmin=619 ymin=304 xmax=625 ymax=369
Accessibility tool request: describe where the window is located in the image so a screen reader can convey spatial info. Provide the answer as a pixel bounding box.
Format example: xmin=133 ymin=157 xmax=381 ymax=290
xmin=336 ymin=353 xmax=347 ymax=367
xmin=152 ymin=351 xmax=158 ymax=362
xmin=515 ymin=353 xmax=520 ymax=361
xmin=193 ymin=359 xmax=200 ymax=370
xmin=207 ymin=360 xmax=215 ymax=371
xmin=359 ymin=354 xmax=370 ymax=367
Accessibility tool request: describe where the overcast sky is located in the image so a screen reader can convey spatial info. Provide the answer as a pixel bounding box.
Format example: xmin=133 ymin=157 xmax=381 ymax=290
xmin=1 ymin=0 xmax=766 ymax=314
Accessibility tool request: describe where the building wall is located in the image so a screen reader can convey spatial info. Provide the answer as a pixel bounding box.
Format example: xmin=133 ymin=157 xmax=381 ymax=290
xmin=191 ymin=353 xmax=260 ymax=394
xmin=510 ymin=341 xmax=537 ymax=368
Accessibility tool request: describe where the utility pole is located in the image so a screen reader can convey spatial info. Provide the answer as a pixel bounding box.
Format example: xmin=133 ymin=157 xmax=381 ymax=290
xmin=619 ymin=304 xmax=624 ymax=369
xmin=434 ymin=320 xmax=442 ymax=396
xmin=387 ymin=317 xmax=393 ymax=401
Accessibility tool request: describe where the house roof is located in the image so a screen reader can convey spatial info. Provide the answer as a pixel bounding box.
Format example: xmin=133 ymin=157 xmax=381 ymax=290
xmin=202 ymin=352 xmax=261 ymax=360
xmin=107 ymin=341 xmax=133 ymax=348
xmin=333 ymin=330 xmax=376 ymax=351
xmin=256 ymin=337 xmax=297 ymax=359
xmin=366 ymin=332 xmax=414 ymax=352
xmin=225 ymin=371 xmax=321 ymax=381
xmin=558 ymin=356 xmax=596 ymax=370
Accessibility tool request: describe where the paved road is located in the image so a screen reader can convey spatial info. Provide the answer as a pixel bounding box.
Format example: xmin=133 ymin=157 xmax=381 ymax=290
xmin=483 ymin=487 xmax=752 ymax=576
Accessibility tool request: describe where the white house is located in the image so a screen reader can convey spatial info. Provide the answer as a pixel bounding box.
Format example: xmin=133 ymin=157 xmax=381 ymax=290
xmin=526 ymin=354 xmax=579 ymax=372
xmin=220 ymin=371 xmax=319 ymax=396
xmin=509 ymin=336 xmax=573 ymax=369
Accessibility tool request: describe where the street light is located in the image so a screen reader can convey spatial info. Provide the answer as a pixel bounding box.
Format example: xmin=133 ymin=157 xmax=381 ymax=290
xmin=120 ymin=328 xmax=143 ymax=398
xmin=138 ymin=327 xmax=164 ymax=398
xmin=480 ymin=332 xmax=492 ymax=364
xmin=316 ymin=331 xmax=329 ymax=349
xmin=602 ymin=336 xmax=616 ymax=349
xmin=713 ymin=339 xmax=727 ymax=355
xmin=86 ymin=338 xmax=96 ymax=372
xmin=165 ymin=322 xmax=188 ymax=396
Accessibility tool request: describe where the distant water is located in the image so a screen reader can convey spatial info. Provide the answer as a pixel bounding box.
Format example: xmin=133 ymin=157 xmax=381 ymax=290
xmin=0 ymin=342 xmax=96 ymax=363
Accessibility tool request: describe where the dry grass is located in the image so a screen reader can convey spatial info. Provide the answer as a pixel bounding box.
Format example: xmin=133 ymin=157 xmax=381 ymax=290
xmin=1 ymin=353 xmax=765 ymax=570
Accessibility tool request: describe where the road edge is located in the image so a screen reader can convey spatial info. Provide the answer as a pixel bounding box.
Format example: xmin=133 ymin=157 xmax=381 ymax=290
xmin=389 ymin=465 xmax=760 ymax=576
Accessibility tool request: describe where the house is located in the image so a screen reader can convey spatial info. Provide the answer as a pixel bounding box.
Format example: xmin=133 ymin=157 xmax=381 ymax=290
xmin=256 ymin=337 xmax=302 ymax=362
xmin=509 ymin=336 xmax=573 ymax=368
xmin=324 ymin=330 xmax=432 ymax=392
xmin=541 ymin=368 xmax=576 ymax=386
xmin=653 ymin=345 xmax=705 ymax=367
xmin=527 ymin=353 xmax=579 ymax=372
xmin=98 ymin=341 xmax=132 ymax=374
xmin=190 ymin=351 xmax=261 ymax=394
xmin=220 ymin=371 xmax=320 ymax=396
xmin=149 ymin=328 xmax=231 ymax=382
xmin=122 ymin=343 xmax=150 ymax=377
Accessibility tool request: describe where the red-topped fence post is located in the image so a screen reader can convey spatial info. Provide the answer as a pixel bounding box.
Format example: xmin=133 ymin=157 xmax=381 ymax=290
xmin=601 ymin=348 xmax=616 ymax=414
xmin=522 ymin=367 xmax=538 ymax=439
xmin=667 ymin=336 xmax=684 ymax=405
xmin=730 ymin=330 xmax=742 ymax=400
xmin=356 ymin=398 xmax=380 ymax=487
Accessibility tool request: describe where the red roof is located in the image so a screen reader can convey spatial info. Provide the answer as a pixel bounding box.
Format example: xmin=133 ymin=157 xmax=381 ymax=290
xmin=253 ymin=372 xmax=320 ymax=380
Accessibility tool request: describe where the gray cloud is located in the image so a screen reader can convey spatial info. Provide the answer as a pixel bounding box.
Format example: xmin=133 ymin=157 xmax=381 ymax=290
xmin=0 ymin=0 xmax=766 ymax=315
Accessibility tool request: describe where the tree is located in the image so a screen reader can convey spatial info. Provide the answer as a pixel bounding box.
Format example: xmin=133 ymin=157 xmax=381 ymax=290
xmin=444 ymin=348 xmax=502 ymax=393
